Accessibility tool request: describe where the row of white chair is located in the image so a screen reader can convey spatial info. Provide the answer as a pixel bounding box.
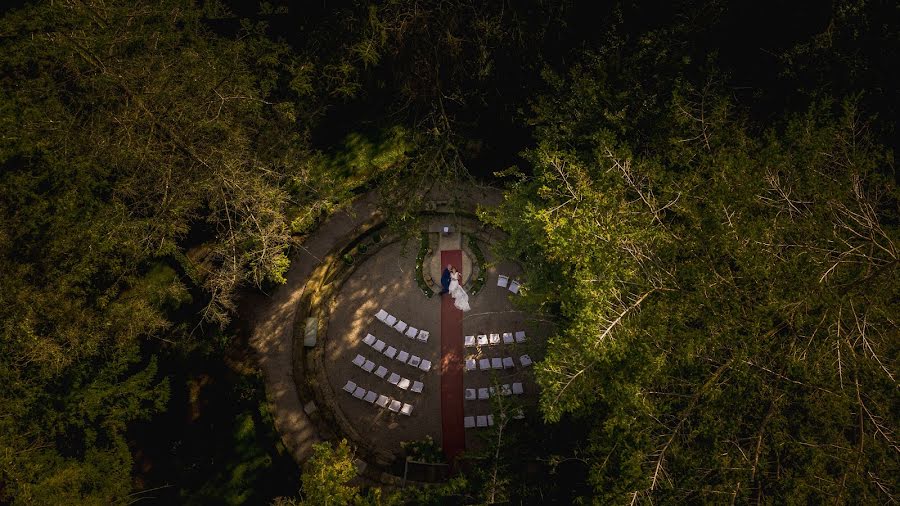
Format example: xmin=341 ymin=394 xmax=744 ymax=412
xmin=361 ymin=334 xmax=433 ymax=372
xmin=375 ymin=309 xmax=430 ymax=343
xmin=465 ymin=382 xmax=525 ymax=400
xmin=497 ymin=275 xmax=521 ymax=294
xmin=464 ymin=414 xmax=493 ymax=428
xmin=464 ymin=331 xmax=526 ymax=347
xmin=464 ymin=409 xmax=525 ymax=428
xmin=465 ymin=354 xmax=532 ymax=371
xmin=352 ymin=354 xmax=425 ymax=393
xmin=342 ymin=380 xmax=413 ymax=415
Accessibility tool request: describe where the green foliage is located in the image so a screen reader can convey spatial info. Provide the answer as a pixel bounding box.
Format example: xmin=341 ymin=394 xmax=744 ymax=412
xmin=186 ymin=410 xmax=277 ymax=505
xmin=465 ymin=234 xmax=487 ymax=294
xmin=0 ymin=1 xmax=351 ymax=502
xmin=0 ymin=0 xmax=314 ymax=326
xmin=288 ymin=127 xmax=411 ymax=235
xmin=485 ymin=50 xmax=899 ymax=503
xmin=272 ymin=439 xmax=402 ymax=506
xmin=300 ymin=440 xmax=359 ymax=504
xmin=779 ymin=0 xmax=898 ymax=136
xmin=301 ymin=0 xmax=574 ymax=203
xmin=0 ymin=347 xmax=169 ymax=504
xmin=415 ymin=232 xmax=435 ymax=297
xmin=402 ymin=475 xmax=471 ymax=505
xmin=401 ymin=435 xmax=443 ymax=464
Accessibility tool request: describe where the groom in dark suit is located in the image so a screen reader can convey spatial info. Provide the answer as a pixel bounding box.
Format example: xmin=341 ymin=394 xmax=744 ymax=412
xmin=439 ymin=264 xmax=452 ymax=295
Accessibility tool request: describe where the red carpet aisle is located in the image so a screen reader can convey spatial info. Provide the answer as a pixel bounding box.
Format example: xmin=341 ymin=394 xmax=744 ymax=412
xmin=439 ymin=250 xmax=465 ymax=462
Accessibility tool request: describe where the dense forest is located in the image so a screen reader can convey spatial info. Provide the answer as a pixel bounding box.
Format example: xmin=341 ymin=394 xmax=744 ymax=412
xmin=1 ymin=0 xmax=897 ymax=504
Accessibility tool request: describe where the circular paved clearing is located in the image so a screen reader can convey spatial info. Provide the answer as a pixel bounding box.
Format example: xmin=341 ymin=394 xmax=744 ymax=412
xmin=322 ymin=225 xmax=544 ymax=459
xmin=249 ymin=185 xmax=547 ymax=473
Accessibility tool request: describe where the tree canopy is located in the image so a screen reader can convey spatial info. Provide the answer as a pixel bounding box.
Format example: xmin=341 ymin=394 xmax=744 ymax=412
xmin=483 ymin=43 xmax=898 ymax=506
xmin=0 ymin=1 xmax=353 ymax=501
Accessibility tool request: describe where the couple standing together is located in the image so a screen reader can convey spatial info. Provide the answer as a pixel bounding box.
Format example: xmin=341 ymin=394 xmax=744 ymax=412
xmin=440 ymin=265 xmax=471 ymax=312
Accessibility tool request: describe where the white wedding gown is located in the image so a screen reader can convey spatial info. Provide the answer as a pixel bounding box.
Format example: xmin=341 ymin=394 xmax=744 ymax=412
xmin=448 ymin=274 xmax=471 ymax=312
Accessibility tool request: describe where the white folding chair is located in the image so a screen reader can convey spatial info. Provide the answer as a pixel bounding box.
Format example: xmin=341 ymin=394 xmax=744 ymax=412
xmin=520 ymin=354 xmax=533 ymax=367
xmin=374 ymin=366 xmax=388 ymax=378
xmin=476 ymin=415 xmax=488 ymax=427
xmin=509 ymin=280 xmax=521 ymax=294
xmin=502 ymin=332 xmax=514 ymax=345
xmin=384 ymin=346 xmax=397 ymax=359
xmin=465 ymin=359 xmax=476 ymax=371
xmin=398 ymin=378 xmax=410 ymax=390
xmin=464 ymin=416 xmax=476 ymax=428
xmin=497 ymin=274 xmax=509 ymax=288
xmin=389 ymin=400 xmax=401 ymax=412
xmin=515 ymin=331 xmax=526 ymax=343
xmin=405 ymin=326 xmax=418 ymax=339
xmin=464 ymin=335 xmax=476 ymax=347
xmin=502 ymin=357 xmax=515 ymax=369
xmin=363 ymin=333 xmax=377 ymax=346
xmin=491 ymin=357 xmax=503 ymax=370
xmin=419 ymin=359 xmax=432 ymax=372
xmin=411 ymin=381 xmax=424 ymax=393
xmin=352 ymin=354 xmax=365 ymax=367
xmin=394 ymin=320 xmax=408 ymax=334
xmin=400 ymin=403 xmax=413 ymax=416
xmin=487 ymin=414 xmax=494 ymax=426
xmin=408 ymin=355 xmax=421 ymax=368
xmin=387 ymin=373 xmax=400 ymax=385
xmin=376 ymin=395 xmax=390 ymax=408
xmin=373 ymin=340 xmax=386 ymax=352
xmin=479 ymin=358 xmax=491 ymax=370
xmin=384 ymin=314 xmax=397 ymax=326
xmin=500 ymin=384 xmax=512 ymax=396
xmin=362 ymin=360 xmax=375 ymax=373
xmin=353 ymin=386 xmax=366 ymax=399
xmin=477 ymin=334 xmax=489 ymax=346
xmin=375 ymin=309 xmax=389 ymax=322
xmin=363 ymin=391 xmax=377 ymax=403
xmin=417 ymin=330 xmax=430 ymax=343
xmin=512 ymin=382 xmax=524 ymax=395
xmin=343 ymin=380 xmax=357 ymax=393
xmin=396 ymin=350 xmax=409 ymax=363
xmin=478 ymin=387 xmax=489 ymax=400
xmin=465 ymin=388 xmax=476 ymax=400
xmin=489 ymin=333 xmax=500 ymax=345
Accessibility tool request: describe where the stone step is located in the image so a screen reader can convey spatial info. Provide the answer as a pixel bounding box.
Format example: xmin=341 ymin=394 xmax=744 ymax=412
xmin=437 ymin=230 xmax=462 ymax=251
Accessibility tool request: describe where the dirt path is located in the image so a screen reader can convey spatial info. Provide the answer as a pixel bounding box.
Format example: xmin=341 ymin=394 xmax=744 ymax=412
xmin=248 ymin=192 xmax=381 ymax=463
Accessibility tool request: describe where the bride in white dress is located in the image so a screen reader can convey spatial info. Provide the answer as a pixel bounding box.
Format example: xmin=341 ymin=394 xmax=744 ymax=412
xmin=448 ymin=268 xmax=471 ymax=312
